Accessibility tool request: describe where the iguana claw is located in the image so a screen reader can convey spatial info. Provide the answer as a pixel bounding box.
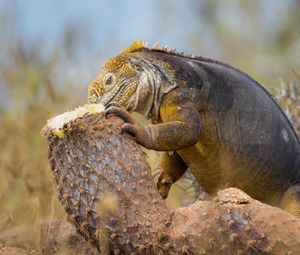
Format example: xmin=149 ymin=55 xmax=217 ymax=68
xmin=105 ymin=105 xmax=154 ymax=148
xmin=105 ymin=105 xmax=136 ymax=124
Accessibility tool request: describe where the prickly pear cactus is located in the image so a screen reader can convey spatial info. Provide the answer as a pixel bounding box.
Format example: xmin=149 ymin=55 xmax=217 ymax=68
xmin=42 ymin=106 xmax=169 ymax=252
xmin=42 ymin=105 xmax=300 ymax=254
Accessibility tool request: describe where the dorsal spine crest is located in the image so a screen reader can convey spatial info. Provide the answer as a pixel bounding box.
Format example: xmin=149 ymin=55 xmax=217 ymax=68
xmin=122 ymin=40 xmax=148 ymax=53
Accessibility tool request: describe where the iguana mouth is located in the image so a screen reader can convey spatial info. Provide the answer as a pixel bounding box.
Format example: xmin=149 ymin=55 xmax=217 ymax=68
xmin=98 ymin=84 xmax=123 ymax=106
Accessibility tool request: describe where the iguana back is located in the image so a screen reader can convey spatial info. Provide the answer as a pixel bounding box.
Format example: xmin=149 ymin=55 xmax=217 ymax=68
xmin=172 ymin=57 xmax=300 ymax=204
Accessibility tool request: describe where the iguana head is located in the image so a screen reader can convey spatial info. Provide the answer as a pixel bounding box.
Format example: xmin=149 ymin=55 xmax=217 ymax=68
xmin=88 ymin=54 xmax=140 ymax=107
xmin=88 ymin=40 xmax=177 ymax=119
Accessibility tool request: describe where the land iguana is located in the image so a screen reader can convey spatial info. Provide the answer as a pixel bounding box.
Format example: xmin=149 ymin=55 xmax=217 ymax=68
xmin=88 ymin=41 xmax=300 ymax=217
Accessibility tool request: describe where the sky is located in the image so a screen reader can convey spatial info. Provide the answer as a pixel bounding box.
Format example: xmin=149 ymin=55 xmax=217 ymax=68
xmin=0 ymin=0 xmax=298 ymax=93
xmin=1 ymin=0 xmax=294 ymax=57
xmin=1 ymin=0 xmax=198 ymax=55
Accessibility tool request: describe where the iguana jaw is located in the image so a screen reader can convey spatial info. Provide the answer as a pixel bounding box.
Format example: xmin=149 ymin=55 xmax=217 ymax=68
xmin=97 ymin=83 xmax=123 ymax=106
xmin=96 ymin=78 xmax=139 ymax=109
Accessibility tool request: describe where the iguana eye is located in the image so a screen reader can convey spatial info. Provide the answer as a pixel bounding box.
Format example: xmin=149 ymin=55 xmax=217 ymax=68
xmin=103 ymin=73 xmax=115 ymax=87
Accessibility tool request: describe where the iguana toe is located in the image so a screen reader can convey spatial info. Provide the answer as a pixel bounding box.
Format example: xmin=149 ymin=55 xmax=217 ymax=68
xmin=105 ymin=105 xmax=136 ymax=124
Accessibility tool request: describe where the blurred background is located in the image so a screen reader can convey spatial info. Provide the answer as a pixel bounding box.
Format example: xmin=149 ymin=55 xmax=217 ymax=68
xmin=0 ymin=0 xmax=300 ymax=244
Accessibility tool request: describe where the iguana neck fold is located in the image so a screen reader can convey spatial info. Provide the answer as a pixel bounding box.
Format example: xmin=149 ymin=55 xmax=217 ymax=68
xmin=126 ymin=55 xmax=177 ymax=120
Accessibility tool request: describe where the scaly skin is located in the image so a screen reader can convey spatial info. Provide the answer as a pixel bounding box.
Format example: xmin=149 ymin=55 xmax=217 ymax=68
xmin=88 ymin=41 xmax=300 ymax=217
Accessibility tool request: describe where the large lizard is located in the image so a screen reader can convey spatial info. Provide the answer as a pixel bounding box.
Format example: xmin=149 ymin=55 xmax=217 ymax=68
xmin=88 ymin=41 xmax=300 ymax=217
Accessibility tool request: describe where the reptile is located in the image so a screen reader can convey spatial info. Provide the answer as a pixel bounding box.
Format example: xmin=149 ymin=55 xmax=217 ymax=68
xmin=88 ymin=40 xmax=300 ymax=217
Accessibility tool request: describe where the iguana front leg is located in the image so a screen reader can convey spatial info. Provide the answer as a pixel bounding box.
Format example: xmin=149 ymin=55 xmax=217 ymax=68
xmin=105 ymin=105 xmax=158 ymax=149
xmin=105 ymin=106 xmax=188 ymax=199
xmin=105 ymin=105 xmax=201 ymax=151
xmin=105 ymin=105 xmax=196 ymax=199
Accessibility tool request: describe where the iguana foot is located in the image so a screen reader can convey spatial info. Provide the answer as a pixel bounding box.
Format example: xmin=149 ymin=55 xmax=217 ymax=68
xmin=280 ymin=184 xmax=300 ymax=217
xmin=105 ymin=105 xmax=155 ymax=149
xmin=105 ymin=105 xmax=136 ymax=124
xmin=157 ymin=171 xmax=173 ymax=199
